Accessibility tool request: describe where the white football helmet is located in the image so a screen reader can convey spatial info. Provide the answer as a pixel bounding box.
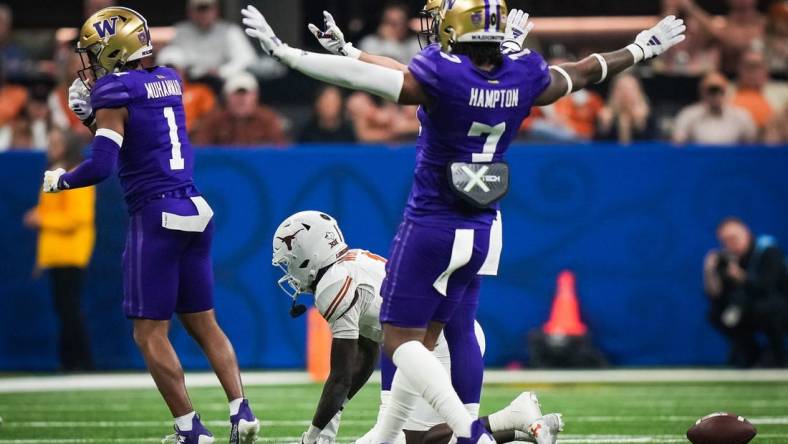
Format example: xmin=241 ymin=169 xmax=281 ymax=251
xmin=272 ymin=211 xmax=348 ymax=301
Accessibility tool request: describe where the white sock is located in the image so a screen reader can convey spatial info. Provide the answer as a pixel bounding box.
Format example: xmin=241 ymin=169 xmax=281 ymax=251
xmin=392 ymin=341 xmax=473 ymax=438
xmin=229 ymin=398 xmax=244 ymax=416
xmin=487 ymin=392 xmax=542 ymax=433
xmin=465 ymin=403 xmax=480 ymax=420
xmin=174 ymin=411 xmax=196 ymax=431
xmin=375 ymin=370 xmax=419 ymax=443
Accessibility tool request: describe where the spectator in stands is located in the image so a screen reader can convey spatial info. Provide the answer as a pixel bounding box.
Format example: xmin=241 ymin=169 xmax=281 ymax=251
xmin=23 ymin=127 xmax=95 ymax=372
xmin=156 ymin=46 xmax=216 ymax=134
xmin=298 ymin=86 xmax=356 ymax=143
xmin=656 ymin=0 xmax=722 ymax=75
xmin=170 ymin=0 xmax=256 ymax=81
xmin=49 ymin=50 xmax=91 ymax=137
xmin=0 ymin=4 xmax=33 ymax=80
xmin=191 ymin=71 xmax=286 ymax=146
xmin=703 ymin=217 xmax=787 ymax=367
xmin=84 ymin=0 xmax=116 ymax=19
xmin=346 ymin=92 xmax=420 ymax=143
xmin=595 ymin=74 xmax=656 ymax=144
xmin=678 ymin=0 xmax=766 ymax=75
xmin=733 ymin=51 xmax=774 ymax=134
xmin=0 ymin=58 xmax=29 ymax=151
xmin=25 ymin=83 xmax=51 ymax=149
xmin=673 ymin=71 xmax=757 ymax=145
xmin=524 ymin=89 xmax=605 ymax=142
xmin=359 ymin=3 xmax=421 ymax=65
xmin=765 ymin=1 xmax=788 ymax=79
xmin=765 ymin=106 xmax=788 ymax=145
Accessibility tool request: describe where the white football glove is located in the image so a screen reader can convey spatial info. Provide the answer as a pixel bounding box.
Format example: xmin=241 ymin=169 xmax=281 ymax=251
xmin=629 ymin=15 xmax=686 ymax=62
xmin=308 ymin=11 xmax=361 ymax=59
xmin=242 ymin=5 xmax=292 ymax=61
xmin=68 ymin=78 xmax=94 ymax=124
xmin=42 ymin=168 xmax=66 ymax=193
xmin=501 ymin=9 xmax=534 ymax=54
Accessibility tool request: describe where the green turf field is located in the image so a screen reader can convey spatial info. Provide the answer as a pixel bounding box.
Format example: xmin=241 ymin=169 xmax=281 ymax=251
xmin=0 ymin=380 xmax=787 ymax=443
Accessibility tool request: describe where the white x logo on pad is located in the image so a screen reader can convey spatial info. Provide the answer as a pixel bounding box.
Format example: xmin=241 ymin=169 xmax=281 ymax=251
xmin=461 ymin=165 xmax=491 ymax=193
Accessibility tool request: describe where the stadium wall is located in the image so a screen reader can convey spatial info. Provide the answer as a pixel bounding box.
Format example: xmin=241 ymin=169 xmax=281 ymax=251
xmin=1 ymin=144 xmax=786 ymax=371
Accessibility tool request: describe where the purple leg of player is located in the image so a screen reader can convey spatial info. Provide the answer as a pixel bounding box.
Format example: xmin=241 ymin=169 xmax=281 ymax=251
xmin=381 ymin=352 xmax=396 ymax=391
xmin=123 ymin=197 xmax=214 ymax=320
xmin=377 ymin=219 xmax=491 ymax=442
xmin=443 ymin=276 xmax=483 ymax=409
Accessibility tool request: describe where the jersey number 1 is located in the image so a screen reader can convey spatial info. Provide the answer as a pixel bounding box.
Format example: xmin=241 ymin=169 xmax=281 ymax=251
xmin=468 ymin=122 xmax=506 ymax=162
xmin=164 ymin=107 xmax=184 ymax=171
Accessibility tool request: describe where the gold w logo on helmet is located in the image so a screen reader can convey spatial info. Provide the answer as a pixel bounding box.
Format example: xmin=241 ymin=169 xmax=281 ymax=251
xmin=92 ymin=16 xmax=120 ymax=39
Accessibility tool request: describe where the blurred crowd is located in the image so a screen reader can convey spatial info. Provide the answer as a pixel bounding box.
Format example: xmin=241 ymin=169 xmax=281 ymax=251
xmin=0 ymin=0 xmax=786 ymax=153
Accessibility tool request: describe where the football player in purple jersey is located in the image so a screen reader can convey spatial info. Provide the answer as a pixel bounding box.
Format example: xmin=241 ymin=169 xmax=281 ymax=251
xmin=41 ymin=7 xmax=259 ymax=444
xmin=242 ymin=1 xmax=685 ymax=443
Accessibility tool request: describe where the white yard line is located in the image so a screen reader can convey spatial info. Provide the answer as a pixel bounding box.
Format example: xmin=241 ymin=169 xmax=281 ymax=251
xmin=2 ymin=417 xmax=787 ymax=428
xmin=0 ymin=369 xmax=787 ymax=393
xmin=2 ymin=436 xmax=788 ymax=444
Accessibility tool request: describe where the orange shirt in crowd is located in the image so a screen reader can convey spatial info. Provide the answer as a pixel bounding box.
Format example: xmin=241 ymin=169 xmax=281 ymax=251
xmin=733 ymin=89 xmax=774 ymax=130
xmin=0 ymin=84 xmax=28 ymax=126
xmin=520 ymin=92 xmax=604 ymax=140
xmin=182 ymin=81 xmax=216 ymax=131
xmin=191 ymin=106 xmax=286 ymax=146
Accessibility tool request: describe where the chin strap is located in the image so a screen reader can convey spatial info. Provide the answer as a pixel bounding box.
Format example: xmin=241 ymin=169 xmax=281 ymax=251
xmin=290 ymin=298 xmax=307 ymax=318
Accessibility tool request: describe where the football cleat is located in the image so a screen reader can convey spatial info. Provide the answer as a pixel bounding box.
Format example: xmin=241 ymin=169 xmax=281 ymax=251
xmin=456 ymin=419 xmax=496 ymax=444
xmin=230 ymin=399 xmax=260 ymax=444
xmin=162 ymin=414 xmax=215 ymax=444
xmin=528 ymin=413 xmax=564 ymax=444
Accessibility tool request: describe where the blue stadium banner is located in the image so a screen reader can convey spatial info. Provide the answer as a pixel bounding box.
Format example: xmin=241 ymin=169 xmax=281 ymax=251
xmin=1 ymin=145 xmax=786 ymax=370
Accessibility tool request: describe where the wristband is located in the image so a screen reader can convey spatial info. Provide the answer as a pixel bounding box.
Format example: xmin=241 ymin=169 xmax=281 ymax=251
xmin=549 ymin=65 xmax=573 ymax=97
xmin=83 ymin=112 xmax=96 ymax=128
xmin=340 ymin=42 xmax=362 ymax=59
xmin=626 ymin=43 xmax=645 ymax=63
xmin=591 ymin=53 xmax=608 ymax=84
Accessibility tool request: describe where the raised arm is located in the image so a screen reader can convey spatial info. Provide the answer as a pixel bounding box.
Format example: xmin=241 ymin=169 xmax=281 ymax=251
xmin=42 ymin=107 xmax=126 ymax=193
xmin=242 ymin=5 xmax=428 ymax=106
xmin=536 ymin=15 xmax=686 ymax=106
xmin=308 ymin=11 xmax=408 ymax=72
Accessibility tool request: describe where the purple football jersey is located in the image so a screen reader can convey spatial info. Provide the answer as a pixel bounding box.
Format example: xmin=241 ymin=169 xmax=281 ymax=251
xmin=92 ymin=66 xmax=196 ymax=213
xmin=404 ymin=44 xmax=550 ymax=228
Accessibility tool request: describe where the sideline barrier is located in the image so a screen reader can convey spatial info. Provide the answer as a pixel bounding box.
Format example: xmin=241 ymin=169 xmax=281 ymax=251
xmin=1 ymin=144 xmax=786 ymax=370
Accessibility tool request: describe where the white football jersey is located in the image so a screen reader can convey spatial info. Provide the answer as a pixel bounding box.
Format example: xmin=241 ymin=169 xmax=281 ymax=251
xmin=313 ymin=249 xmax=387 ymax=343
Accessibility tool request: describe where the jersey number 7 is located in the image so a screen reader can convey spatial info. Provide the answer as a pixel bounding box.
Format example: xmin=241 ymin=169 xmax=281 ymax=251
xmin=469 ymin=121 xmax=506 ymax=162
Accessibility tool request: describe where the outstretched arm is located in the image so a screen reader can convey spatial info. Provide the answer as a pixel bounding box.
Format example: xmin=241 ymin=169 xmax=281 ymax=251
xmin=42 ymin=107 xmax=126 ymax=193
xmin=308 ymin=11 xmax=408 ymax=72
xmin=243 ymin=5 xmax=428 ymax=105
xmin=536 ymin=16 xmax=686 ymax=106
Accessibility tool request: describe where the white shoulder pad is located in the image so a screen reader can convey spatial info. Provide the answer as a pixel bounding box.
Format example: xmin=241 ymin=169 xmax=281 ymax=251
xmin=314 ymin=264 xmax=358 ymax=322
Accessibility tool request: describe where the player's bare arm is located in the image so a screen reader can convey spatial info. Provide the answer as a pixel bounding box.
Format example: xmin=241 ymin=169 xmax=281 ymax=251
xmin=304 ymin=338 xmax=357 ymax=443
xmin=347 ymin=335 xmax=379 ymax=398
xmin=536 ymin=15 xmax=686 ymax=106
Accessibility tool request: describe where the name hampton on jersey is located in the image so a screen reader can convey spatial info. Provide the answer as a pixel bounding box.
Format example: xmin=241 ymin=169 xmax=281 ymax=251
xmin=469 ymin=87 xmax=519 ymax=109
xmin=144 ymin=79 xmax=183 ymax=99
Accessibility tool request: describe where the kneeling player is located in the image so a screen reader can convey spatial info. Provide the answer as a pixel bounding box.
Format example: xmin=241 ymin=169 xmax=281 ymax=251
xmin=272 ymin=211 xmax=561 ymax=443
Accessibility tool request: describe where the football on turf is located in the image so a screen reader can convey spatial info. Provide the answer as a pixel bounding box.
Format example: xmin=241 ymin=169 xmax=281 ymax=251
xmin=686 ymin=412 xmax=757 ymax=444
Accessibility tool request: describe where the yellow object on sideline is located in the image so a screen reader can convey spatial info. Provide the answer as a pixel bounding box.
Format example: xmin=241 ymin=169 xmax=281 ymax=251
xmin=35 ymin=187 xmax=96 ymax=269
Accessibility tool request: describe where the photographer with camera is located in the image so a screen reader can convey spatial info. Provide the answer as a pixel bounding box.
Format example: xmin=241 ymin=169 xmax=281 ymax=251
xmin=704 ymin=217 xmax=788 ymax=367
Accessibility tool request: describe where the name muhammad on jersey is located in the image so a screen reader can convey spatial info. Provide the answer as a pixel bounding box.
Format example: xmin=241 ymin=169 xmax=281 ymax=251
xmin=469 ymin=87 xmax=519 ymax=109
xmin=144 ymin=79 xmax=183 ymax=99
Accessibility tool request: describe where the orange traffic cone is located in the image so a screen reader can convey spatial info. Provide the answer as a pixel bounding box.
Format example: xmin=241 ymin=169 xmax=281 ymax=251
xmin=306 ymin=307 xmax=332 ymax=382
xmin=543 ymin=270 xmax=588 ymax=336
